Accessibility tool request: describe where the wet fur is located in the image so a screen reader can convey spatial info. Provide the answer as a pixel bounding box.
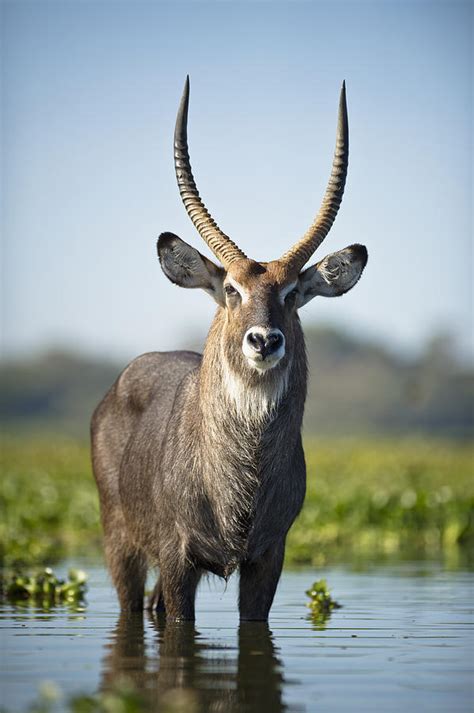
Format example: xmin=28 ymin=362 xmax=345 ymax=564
xmin=92 ymin=238 xmax=366 ymax=620
xmin=91 ymin=311 xmax=307 ymax=620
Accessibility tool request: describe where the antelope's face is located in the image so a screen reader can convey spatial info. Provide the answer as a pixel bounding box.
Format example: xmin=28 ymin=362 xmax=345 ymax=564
xmin=223 ymin=264 xmax=294 ymax=374
xmin=158 ymin=233 xmax=367 ymax=377
xmin=157 ymin=77 xmax=368 ymax=378
xmin=221 ymin=250 xmax=368 ymax=374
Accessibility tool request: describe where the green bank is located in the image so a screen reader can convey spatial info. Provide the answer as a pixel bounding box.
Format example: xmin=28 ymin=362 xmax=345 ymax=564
xmin=1 ymin=438 xmax=473 ymax=569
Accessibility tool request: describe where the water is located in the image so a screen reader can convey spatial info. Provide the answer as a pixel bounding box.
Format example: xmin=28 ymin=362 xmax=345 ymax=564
xmin=1 ymin=562 xmax=473 ymax=712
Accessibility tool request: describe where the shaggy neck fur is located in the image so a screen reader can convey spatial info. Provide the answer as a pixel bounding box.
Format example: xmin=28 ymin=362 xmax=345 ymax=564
xmin=199 ymin=311 xmax=306 ymax=433
xmin=183 ymin=310 xmax=307 ymax=570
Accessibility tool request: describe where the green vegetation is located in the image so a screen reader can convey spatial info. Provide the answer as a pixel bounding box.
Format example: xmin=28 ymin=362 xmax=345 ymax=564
xmin=5 ymin=679 xmax=193 ymax=713
xmin=1 ymin=437 xmax=473 ymax=569
xmin=0 ymin=439 xmax=100 ymax=567
xmin=2 ymin=567 xmax=87 ymax=608
xmin=288 ymin=438 xmax=474 ymax=566
xmin=305 ymin=578 xmax=341 ymax=628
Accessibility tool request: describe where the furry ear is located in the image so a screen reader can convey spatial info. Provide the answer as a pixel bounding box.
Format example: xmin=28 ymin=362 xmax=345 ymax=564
xmin=157 ymin=232 xmax=225 ymax=305
xmin=297 ymin=244 xmax=368 ymax=307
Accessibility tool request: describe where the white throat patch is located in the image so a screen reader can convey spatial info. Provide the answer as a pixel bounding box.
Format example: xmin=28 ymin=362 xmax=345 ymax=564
xmin=222 ymin=359 xmax=289 ymax=423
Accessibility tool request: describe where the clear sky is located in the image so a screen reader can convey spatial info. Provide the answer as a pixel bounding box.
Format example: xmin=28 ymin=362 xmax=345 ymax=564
xmin=2 ymin=0 xmax=472 ymax=362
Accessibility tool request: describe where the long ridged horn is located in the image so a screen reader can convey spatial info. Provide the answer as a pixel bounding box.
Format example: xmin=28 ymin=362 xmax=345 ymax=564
xmin=281 ymin=82 xmax=349 ymax=272
xmin=174 ymin=76 xmax=247 ymax=269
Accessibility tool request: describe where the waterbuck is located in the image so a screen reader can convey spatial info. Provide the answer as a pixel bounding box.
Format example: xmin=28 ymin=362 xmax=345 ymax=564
xmin=91 ymin=78 xmax=367 ymax=620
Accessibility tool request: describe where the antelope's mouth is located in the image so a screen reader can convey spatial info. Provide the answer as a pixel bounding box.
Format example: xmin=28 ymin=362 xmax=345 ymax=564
xmin=245 ymin=354 xmax=284 ymax=373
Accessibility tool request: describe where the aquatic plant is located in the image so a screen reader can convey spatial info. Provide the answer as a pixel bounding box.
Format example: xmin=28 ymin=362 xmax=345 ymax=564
xmin=2 ymin=567 xmax=88 ymax=607
xmin=0 ymin=438 xmax=101 ymax=567
xmin=288 ymin=438 xmax=474 ymax=566
xmin=305 ymin=578 xmax=341 ymax=628
xmin=8 ymin=679 xmax=196 ymax=713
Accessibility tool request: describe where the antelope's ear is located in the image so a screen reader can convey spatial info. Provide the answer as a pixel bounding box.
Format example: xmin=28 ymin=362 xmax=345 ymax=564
xmin=296 ymin=244 xmax=368 ymax=308
xmin=157 ymin=232 xmax=225 ymax=305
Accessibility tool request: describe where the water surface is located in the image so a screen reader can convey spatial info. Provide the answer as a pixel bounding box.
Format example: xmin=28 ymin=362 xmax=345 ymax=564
xmin=1 ymin=562 xmax=473 ymax=712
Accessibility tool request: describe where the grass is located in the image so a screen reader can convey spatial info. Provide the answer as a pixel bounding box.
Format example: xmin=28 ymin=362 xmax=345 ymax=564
xmin=1 ymin=436 xmax=473 ymax=569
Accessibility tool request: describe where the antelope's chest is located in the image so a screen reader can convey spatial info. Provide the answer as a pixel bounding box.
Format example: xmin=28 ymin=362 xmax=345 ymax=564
xmin=187 ymin=462 xmax=301 ymax=578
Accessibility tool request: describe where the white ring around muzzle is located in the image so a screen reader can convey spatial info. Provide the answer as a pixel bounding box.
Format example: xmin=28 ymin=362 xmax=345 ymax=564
xmin=242 ymin=326 xmax=286 ymax=372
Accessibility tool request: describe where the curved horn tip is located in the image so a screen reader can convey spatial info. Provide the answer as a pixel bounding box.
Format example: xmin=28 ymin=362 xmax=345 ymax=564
xmin=178 ymin=76 xmax=190 ymax=107
xmin=338 ymin=81 xmax=348 ymax=128
xmin=182 ymin=75 xmax=190 ymax=100
xmin=340 ymin=81 xmax=347 ymax=106
xmin=175 ymin=77 xmax=191 ymax=142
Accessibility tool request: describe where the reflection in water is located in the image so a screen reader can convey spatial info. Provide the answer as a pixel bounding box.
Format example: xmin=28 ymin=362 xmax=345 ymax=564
xmin=236 ymin=622 xmax=287 ymax=712
xmin=101 ymin=613 xmax=289 ymax=712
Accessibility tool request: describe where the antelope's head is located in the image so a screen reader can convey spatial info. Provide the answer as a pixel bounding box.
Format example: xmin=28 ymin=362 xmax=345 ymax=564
xmin=158 ymin=78 xmax=367 ymax=378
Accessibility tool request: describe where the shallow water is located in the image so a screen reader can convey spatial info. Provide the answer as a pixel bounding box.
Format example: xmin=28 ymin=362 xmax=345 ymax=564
xmin=1 ymin=562 xmax=473 ymax=712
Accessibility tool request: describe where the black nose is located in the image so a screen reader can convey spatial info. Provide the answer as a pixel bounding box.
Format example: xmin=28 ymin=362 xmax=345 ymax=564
xmin=246 ymin=330 xmax=284 ymax=359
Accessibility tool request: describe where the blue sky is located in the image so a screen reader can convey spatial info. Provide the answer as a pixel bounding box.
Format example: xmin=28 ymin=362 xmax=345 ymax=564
xmin=2 ymin=0 xmax=472 ymax=361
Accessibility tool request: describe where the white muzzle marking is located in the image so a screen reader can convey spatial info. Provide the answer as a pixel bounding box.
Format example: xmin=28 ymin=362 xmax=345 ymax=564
xmin=242 ymin=326 xmax=286 ymax=372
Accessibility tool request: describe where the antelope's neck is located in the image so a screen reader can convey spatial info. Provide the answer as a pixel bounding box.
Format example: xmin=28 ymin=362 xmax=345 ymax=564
xmin=195 ymin=329 xmax=308 ymax=471
xmin=173 ymin=322 xmax=307 ymax=563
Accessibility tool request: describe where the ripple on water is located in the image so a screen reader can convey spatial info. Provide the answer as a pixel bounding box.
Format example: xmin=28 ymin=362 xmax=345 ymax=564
xmin=0 ymin=563 xmax=473 ymax=713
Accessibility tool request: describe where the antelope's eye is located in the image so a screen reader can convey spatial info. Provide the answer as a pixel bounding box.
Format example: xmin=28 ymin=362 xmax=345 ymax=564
xmin=285 ymin=288 xmax=298 ymax=303
xmin=224 ymin=284 xmax=238 ymax=297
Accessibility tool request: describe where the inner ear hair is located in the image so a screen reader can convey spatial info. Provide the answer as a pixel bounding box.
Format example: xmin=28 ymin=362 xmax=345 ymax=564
xmin=157 ymin=232 xmax=225 ymax=302
xmin=298 ymin=243 xmax=368 ymax=304
xmin=318 ymin=244 xmax=367 ymax=293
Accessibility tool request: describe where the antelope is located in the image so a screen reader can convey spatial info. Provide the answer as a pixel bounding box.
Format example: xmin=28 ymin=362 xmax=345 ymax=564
xmin=91 ymin=77 xmax=367 ymax=621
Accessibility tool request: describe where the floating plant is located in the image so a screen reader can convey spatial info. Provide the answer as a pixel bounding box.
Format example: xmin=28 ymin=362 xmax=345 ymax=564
xmin=305 ymin=578 xmax=341 ymax=628
xmin=2 ymin=567 xmax=88 ymax=608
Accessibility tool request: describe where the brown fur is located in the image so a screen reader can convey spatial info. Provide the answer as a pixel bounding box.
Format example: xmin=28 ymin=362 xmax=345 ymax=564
xmin=92 ymin=78 xmax=368 ymax=621
xmin=91 ymin=232 xmax=366 ymax=620
xmin=91 ymin=269 xmax=307 ymax=620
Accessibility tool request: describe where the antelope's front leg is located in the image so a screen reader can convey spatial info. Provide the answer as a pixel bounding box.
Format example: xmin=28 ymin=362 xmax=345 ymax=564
xmin=239 ymin=540 xmax=285 ymax=621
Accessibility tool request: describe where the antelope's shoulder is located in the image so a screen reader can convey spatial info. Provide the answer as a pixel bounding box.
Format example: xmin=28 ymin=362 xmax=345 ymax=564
xmin=114 ymin=351 xmax=201 ymax=414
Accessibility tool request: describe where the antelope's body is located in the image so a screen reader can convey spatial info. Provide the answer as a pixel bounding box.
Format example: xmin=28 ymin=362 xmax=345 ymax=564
xmin=91 ymin=78 xmax=367 ymax=620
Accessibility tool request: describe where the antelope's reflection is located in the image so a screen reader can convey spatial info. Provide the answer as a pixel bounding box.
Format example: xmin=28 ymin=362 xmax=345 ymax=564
xmin=101 ymin=612 xmax=288 ymax=712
